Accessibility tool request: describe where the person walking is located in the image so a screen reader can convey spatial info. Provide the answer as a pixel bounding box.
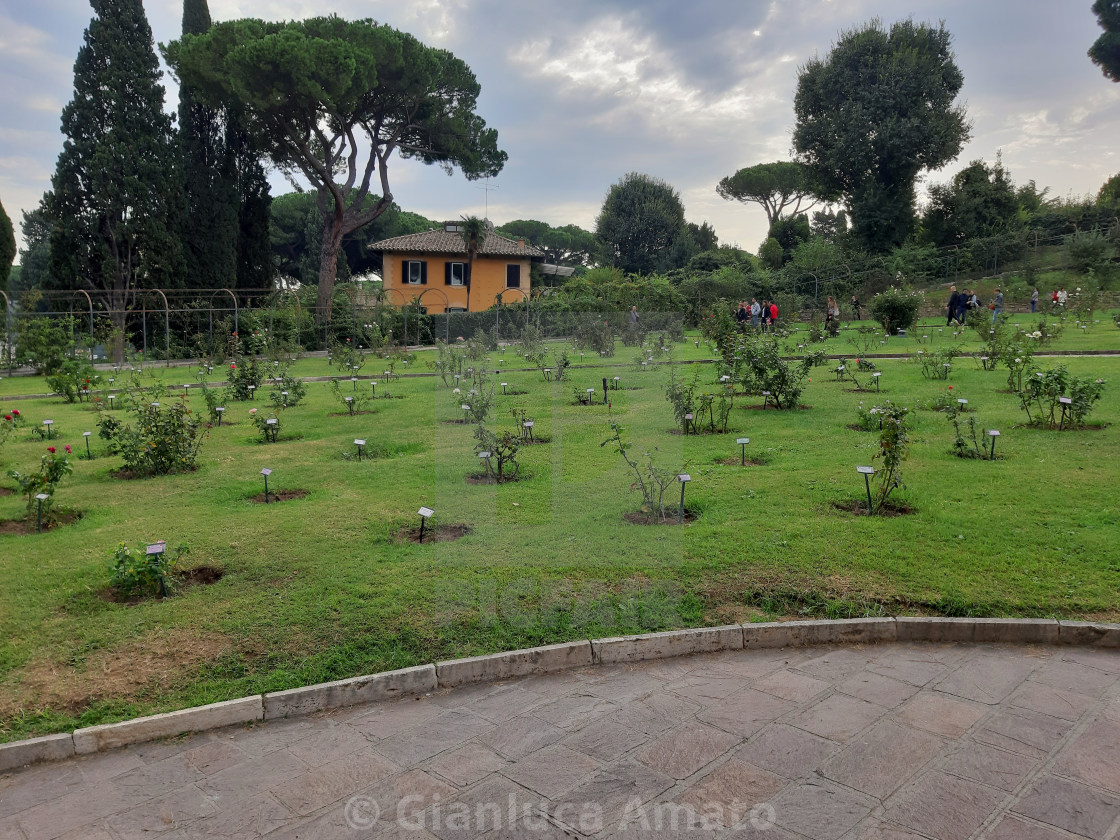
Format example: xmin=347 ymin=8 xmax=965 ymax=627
xmin=946 ymin=286 xmax=960 ymax=327
xmin=750 ymin=298 xmax=761 ymax=329
xmin=736 ymin=301 xmax=749 ymax=330
xmin=769 ymin=300 xmax=778 ymax=329
xmin=825 ymin=296 xmax=838 ymax=327
xmin=851 ymin=294 xmax=861 ymax=321
xmin=1030 ymin=287 xmax=1039 ymax=313
xmin=991 ymin=288 xmax=1003 ymax=323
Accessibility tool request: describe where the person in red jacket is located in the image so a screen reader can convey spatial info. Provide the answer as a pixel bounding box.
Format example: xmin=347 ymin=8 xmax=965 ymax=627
xmin=769 ymin=301 xmax=778 ymax=327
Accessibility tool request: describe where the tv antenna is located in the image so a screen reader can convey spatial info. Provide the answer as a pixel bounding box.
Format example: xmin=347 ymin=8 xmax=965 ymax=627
xmin=476 ymin=177 xmax=499 ymax=220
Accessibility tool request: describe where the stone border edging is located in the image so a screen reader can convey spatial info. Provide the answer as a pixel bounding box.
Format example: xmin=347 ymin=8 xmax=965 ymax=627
xmin=2 ymin=617 xmax=1116 ymax=773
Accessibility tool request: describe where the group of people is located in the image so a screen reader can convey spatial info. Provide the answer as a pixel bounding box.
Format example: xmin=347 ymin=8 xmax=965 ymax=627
xmin=945 ymin=285 xmax=984 ymax=325
xmin=948 ymin=284 xmax=1070 ymax=325
xmin=736 ymin=299 xmax=779 ymax=330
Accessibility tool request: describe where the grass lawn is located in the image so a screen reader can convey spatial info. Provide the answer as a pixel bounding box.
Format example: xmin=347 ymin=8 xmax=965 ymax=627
xmin=1 ymin=313 xmax=1119 ymax=742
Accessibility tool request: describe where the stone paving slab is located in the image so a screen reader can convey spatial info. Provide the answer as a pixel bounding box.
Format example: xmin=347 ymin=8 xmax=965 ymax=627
xmin=2 ymin=641 xmax=1119 ymax=839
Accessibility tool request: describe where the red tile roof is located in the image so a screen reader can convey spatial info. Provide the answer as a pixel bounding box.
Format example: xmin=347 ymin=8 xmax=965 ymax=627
xmin=369 ymin=229 xmax=543 ymax=257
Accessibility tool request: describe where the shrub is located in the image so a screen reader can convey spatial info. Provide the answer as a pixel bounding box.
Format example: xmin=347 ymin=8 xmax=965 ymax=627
xmin=1018 ymin=366 xmax=1105 ymax=429
xmin=601 ymin=417 xmax=689 ymax=523
xmin=947 ymin=404 xmax=992 ymax=459
xmin=871 ymin=402 xmax=910 ymax=514
xmin=914 ymin=346 xmax=963 ymax=380
xmin=110 ymin=541 xmax=189 ymax=598
xmin=730 ymin=334 xmax=812 ymax=409
xmin=226 ymin=356 xmax=263 ymax=401
xmin=457 ymin=385 xmax=495 ymax=424
xmin=430 ymin=341 xmax=466 ymax=386
xmin=868 ymin=287 xmax=922 ymax=333
xmin=250 ymin=408 xmax=282 ymax=442
xmin=8 ymin=447 xmax=73 ymax=522
xmin=268 ymin=370 xmax=306 ymax=408
xmin=97 ymin=399 xmax=207 ymax=475
xmin=0 ymin=412 xmax=18 ymax=459
xmin=329 ymin=378 xmax=372 ymax=414
xmin=14 ymin=314 xmax=75 ymax=374
xmin=46 ymin=359 xmax=101 ymax=403
xmin=572 ymin=316 xmax=616 ymax=357
xmin=473 ymin=424 xmax=521 ymax=481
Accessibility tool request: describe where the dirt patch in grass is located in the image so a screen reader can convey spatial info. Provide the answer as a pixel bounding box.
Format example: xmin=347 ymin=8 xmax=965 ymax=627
xmin=1017 ymin=423 xmax=1109 ymax=432
xmin=249 ymin=489 xmax=309 ymax=503
xmin=0 ymin=630 xmax=233 ymax=717
xmin=100 ymin=565 xmax=225 ymax=606
xmin=397 ymin=523 xmax=472 ymax=543
xmin=0 ymin=510 xmax=82 ymax=535
xmin=739 ymin=403 xmax=813 ymax=411
xmin=847 ymin=424 xmax=877 ymax=432
xmin=109 ymin=467 xmax=198 ymax=480
xmin=831 ymin=499 xmax=917 ymax=517
xmin=668 ymin=428 xmax=741 ymax=436
xmin=327 ymin=410 xmax=379 ymax=417
xmin=464 ymin=472 xmax=529 ymax=485
xmin=0 ymin=488 xmax=12 ymax=496
xmin=623 ymin=510 xmax=699 ymax=525
xmin=713 ymin=457 xmax=767 ymax=467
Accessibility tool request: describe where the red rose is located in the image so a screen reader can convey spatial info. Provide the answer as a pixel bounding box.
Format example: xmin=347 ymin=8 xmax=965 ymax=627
xmin=12 ymin=410 xmax=19 ymax=416
xmin=3 ymin=415 xmax=10 ymax=421
xmin=65 ymin=445 xmax=72 ymax=454
xmin=47 ymin=446 xmax=56 ymax=454
xmin=948 ymin=385 xmax=953 ymax=390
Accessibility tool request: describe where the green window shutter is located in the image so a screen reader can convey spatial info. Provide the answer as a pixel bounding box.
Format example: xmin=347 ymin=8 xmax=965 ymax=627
xmin=445 ymin=262 xmax=452 ymax=285
xmin=420 ymin=261 xmax=427 ymax=285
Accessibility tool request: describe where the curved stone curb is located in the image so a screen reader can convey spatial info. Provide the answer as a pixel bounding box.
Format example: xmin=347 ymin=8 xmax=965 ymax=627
xmin=2 ymin=617 xmax=1116 ymax=773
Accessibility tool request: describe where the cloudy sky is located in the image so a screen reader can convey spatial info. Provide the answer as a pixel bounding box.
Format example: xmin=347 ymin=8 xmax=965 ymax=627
xmin=1 ymin=0 xmax=1118 ymax=258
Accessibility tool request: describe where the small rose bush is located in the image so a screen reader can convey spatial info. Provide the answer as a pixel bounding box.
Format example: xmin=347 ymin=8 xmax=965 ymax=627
xmin=8 ymin=447 xmax=73 ymax=522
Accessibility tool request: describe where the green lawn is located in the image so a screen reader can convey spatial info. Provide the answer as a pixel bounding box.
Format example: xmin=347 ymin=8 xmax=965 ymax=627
xmin=1 ymin=319 xmax=1119 ymax=742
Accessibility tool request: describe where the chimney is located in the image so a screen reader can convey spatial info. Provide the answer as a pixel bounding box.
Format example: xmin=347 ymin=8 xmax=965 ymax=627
xmin=518 ymin=238 xmax=525 ymax=252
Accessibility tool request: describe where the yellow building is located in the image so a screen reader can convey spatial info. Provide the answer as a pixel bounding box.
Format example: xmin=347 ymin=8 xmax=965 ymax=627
xmin=371 ymin=222 xmax=543 ymax=313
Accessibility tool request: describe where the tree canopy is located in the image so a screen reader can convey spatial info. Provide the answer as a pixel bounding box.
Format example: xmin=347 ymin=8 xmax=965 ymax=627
xmin=1098 ymin=173 xmax=1120 ymax=210
xmin=0 ymin=194 xmax=14 ymax=288
xmin=164 ymin=16 xmax=507 ymax=319
xmin=1090 ymin=0 xmax=1120 ymax=82
xmin=716 ymin=161 xmax=825 ymax=227
xmin=793 ymin=18 xmax=970 ymax=253
xmin=49 ymin=0 xmax=184 ymax=333
xmin=269 ymin=190 xmax=434 ymax=283
xmin=595 ymin=172 xmax=688 ymax=275
xmin=922 ymin=156 xmax=1020 ymax=247
xmin=495 ymin=220 xmax=596 ymax=267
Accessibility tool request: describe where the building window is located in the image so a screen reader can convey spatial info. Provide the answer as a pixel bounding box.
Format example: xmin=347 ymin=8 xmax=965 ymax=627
xmin=506 ymin=264 xmax=521 ymax=288
xmin=446 ymin=262 xmax=466 ymax=286
xmin=446 ymin=307 xmax=467 ymax=313
xmin=405 ymin=260 xmax=426 ymax=285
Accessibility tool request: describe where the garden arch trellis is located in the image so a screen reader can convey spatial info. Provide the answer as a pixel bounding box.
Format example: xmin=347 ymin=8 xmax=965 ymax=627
xmin=414 ymin=287 xmax=451 ymax=347
xmin=207 ymin=289 xmax=239 ymax=348
xmin=494 ymin=287 xmax=530 ymax=341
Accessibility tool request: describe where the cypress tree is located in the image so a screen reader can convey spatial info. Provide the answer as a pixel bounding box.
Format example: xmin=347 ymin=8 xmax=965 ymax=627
xmin=0 ymin=194 xmax=15 ymax=288
xmin=179 ymin=0 xmax=237 ymax=288
xmin=49 ymin=0 xmax=184 ymax=336
xmin=178 ymin=0 xmax=271 ymax=290
xmin=230 ymin=113 xmax=273 ymax=289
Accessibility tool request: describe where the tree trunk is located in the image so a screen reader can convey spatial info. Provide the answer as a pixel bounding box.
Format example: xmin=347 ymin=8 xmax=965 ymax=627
xmin=315 ymin=219 xmax=344 ymax=324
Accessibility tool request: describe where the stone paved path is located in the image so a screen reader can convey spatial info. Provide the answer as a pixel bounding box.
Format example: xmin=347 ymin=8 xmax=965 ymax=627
xmin=2 ymin=642 xmax=1119 ymax=839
